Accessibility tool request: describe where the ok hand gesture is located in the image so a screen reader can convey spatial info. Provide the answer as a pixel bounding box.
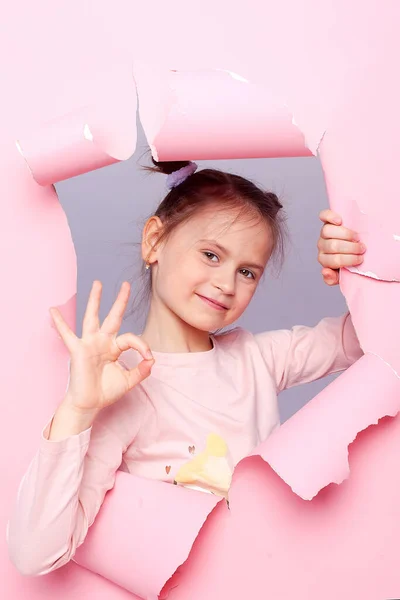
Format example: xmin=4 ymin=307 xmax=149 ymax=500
xmin=50 ymin=281 xmax=154 ymax=414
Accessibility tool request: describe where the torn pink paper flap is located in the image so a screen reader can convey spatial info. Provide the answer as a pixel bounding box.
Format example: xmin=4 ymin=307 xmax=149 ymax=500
xmin=344 ymin=200 xmax=400 ymax=282
xmin=73 ymin=470 xmax=221 ymax=600
xmin=16 ymin=80 xmax=137 ymax=186
xmin=243 ymin=352 xmax=400 ymax=500
xmin=135 ymin=64 xmax=313 ymax=161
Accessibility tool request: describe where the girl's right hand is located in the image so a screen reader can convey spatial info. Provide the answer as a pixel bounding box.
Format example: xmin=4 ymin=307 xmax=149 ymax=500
xmin=318 ymin=209 xmax=365 ymax=286
xmin=50 ymin=280 xmax=154 ymax=413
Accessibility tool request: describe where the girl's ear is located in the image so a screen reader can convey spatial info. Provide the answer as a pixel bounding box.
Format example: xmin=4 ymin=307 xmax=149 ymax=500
xmin=141 ymin=216 xmax=164 ymax=265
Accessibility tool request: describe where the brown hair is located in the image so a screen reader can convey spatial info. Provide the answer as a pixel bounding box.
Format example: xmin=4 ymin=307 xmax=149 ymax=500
xmin=150 ymin=158 xmax=284 ymax=253
xmin=126 ymin=157 xmax=286 ymax=322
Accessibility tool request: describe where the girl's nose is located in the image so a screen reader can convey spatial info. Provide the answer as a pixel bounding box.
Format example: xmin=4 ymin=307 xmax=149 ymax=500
xmin=213 ymin=271 xmax=236 ymax=295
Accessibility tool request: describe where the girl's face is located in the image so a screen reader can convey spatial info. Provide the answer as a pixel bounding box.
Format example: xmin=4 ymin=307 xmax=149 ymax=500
xmin=148 ymin=206 xmax=274 ymax=332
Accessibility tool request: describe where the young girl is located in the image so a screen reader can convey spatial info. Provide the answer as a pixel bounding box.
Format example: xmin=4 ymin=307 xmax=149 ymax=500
xmin=7 ymin=160 xmax=365 ymax=576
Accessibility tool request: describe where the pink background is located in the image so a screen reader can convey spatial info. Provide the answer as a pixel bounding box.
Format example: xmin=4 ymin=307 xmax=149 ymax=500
xmin=2 ymin=1 xmax=400 ymax=599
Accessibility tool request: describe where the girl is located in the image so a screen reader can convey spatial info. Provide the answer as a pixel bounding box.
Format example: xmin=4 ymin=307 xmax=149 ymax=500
xmin=7 ymin=160 xmax=365 ymax=576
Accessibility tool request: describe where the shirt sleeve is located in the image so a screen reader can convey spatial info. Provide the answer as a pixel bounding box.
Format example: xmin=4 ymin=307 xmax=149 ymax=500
xmin=6 ymin=390 xmax=146 ymax=577
xmin=254 ymin=313 xmax=363 ymax=393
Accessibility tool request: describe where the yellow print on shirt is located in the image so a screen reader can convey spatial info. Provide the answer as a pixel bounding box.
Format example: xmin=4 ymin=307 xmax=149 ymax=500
xmin=174 ymin=433 xmax=233 ymax=499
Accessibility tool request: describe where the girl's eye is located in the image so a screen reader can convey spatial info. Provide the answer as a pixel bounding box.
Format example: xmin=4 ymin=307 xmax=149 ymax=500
xmin=240 ymin=268 xmax=255 ymax=280
xmin=203 ymin=251 xmax=219 ymax=262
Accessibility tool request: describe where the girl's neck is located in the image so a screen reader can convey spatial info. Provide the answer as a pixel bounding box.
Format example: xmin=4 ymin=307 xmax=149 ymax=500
xmin=140 ymin=298 xmax=213 ymax=354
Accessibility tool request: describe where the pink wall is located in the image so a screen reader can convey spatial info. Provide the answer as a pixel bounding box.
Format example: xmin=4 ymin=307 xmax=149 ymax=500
xmin=2 ymin=1 xmax=400 ymax=599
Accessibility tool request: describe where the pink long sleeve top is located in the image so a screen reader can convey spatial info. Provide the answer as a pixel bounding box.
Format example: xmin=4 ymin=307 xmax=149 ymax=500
xmin=7 ymin=315 xmax=363 ymax=576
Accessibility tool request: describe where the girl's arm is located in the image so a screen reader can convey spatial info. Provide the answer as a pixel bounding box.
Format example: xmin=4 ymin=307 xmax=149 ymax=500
xmin=254 ymin=313 xmax=363 ymax=392
xmin=7 ymin=391 xmax=145 ymax=577
xmin=254 ymin=208 xmax=362 ymax=390
xmin=7 ymin=281 xmax=152 ymax=576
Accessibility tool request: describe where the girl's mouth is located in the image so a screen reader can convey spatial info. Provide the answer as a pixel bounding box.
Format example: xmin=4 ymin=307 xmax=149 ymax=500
xmin=196 ymin=294 xmax=228 ymax=311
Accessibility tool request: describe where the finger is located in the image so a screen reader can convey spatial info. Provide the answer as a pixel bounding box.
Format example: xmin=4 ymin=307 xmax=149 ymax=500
xmin=318 ymin=252 xmax=364 ymax=270
xmin=115 ymin=332 xmax=155 ymax=390
xmin=318 ymin=238 xmax=365 ymax=255
xmin=319 ymin=223 xmax=360 ymax=242
xmin=101 ymin=282 xmax=131 ymax=335
xmin=49 ymin=307 xmax=77 ymax=350
xmin=322 ymin=268 xmax=339 ymax=286
xmin=125 ymin=358 xmax=155 ymax=389
xmin=82 ymin=281 xmax=102 ymax=336
xmin=114 ymin=332 xmax=154 ymax=360
xmin=319 ymin=209 xmax=342 ymax=226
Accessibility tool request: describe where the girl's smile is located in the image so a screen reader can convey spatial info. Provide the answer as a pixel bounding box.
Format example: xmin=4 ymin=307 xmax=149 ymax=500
xmin=195 ymin=293 xmax=229 ymax=311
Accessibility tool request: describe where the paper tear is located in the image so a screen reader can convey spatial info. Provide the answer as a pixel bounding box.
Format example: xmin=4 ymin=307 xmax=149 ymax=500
xmin=15 ymin=139 xmax=34 ymax=176
xmin=346 ymin=265 xmax=400 ymax=283
xmin=283 ymin=101 xmax=299 ymax=128
xmin=159 ymin=583 xmax=180 ymax=600
xmin=282 ymin=100 xmax=326 ymax=156
xmin=15 ymin=139 xmax=23 ymax=155
xmin=341 ymin=201 xmax=400 ymax=282
xmin=368 ymin=351 xmax=400 ymax=379
xmin=16 ymin=66 xmax=137 ymax=185
xmin=83 ymin=124 xmax=93 ymax=142
xmin=138 ymin=66 xmax=313 ymax=161
xmin=149 ymin=142 xmax=159 ymax=162
xmin=73 ymin=470 xmax=222 ymax=599
xmin=314 ymin=129 xmax=327 ymax=155
xmin=223 ymin=69 xmax=249 ymax=83
xmin=232 ymin=353 xmax=400 ymax=501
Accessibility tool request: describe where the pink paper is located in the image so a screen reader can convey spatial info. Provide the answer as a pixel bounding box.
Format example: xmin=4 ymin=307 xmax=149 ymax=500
xmin=16 ymin=73 xmax=137 ymax=186
xmin=339 ymin=269 xmax=400 ymax=374
xmin=135 ymin=64 xmax=313 ymax=161
xmin=73 ymin=471 xmax=221 ymax=600
xmin=246 ymin=353 xmax=400 ymax=499
xmin=343 ymin=201 xmax=400 ymax=282
xmin=163 ymin=413 xmax=400 ymax=600
xmin=3 ymin=1 xmax=400 ymax=600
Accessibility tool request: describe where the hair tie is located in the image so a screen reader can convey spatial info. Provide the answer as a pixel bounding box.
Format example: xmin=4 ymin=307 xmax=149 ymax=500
xmin=166 ymin=162 xmax=198 ymax=189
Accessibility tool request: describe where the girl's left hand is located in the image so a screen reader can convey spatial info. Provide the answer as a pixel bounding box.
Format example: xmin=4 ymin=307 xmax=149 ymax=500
xmin=317 ymin=209 xmax=366 ymax=286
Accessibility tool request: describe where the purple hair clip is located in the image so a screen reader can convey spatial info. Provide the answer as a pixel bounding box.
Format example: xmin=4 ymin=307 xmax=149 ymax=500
xmin=166 ymin=162 xmax=198 ymax=189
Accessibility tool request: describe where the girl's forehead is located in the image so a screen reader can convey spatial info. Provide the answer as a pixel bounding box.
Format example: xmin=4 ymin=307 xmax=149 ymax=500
xmin=169 ymin=207 xmax=273 ymax=260
xmin=179 ymin=207 xmax=269 ymax=240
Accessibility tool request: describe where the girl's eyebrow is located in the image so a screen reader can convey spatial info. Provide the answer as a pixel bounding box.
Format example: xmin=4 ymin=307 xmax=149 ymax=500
xmin=198 ymin=239 xmax=227 ymax=254
xmin=198 ymin=239 xmax=265 ymax=272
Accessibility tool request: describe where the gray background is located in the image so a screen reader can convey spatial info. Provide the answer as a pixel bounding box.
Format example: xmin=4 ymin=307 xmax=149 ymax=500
xmin=56 ymin=123 xmax=348 ymax=423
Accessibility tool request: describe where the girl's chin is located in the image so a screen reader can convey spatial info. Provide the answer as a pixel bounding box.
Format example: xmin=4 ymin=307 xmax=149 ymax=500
xmin=187 ymin=317 xmax=233 ymax=332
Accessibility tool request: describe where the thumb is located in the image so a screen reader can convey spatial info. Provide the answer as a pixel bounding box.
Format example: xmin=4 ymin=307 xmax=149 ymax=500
xmin=322 ymin=268 xmax=339 ymax=286
xmin=126 ymin=358 xmax=155 ymax=390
